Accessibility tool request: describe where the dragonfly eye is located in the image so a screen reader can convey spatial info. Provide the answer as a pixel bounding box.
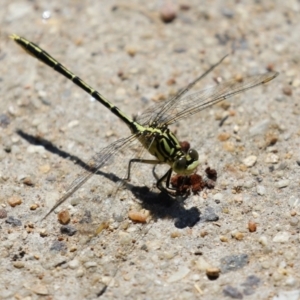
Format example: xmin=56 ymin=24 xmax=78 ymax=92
xmin=173 ymin=157 xmax=187 ymax=173
xmin=188 ymin=148 xmax=198 ymax=161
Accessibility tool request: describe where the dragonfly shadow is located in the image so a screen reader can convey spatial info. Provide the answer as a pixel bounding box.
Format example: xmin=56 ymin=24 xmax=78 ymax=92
xmin=129 ymin=186 xmax=201 ymax=228
xmin=17 ymin=129 xmax=201 ymax=228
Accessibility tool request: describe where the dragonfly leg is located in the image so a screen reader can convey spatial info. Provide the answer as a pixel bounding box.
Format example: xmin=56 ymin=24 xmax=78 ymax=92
xmin=125 ymin=158 xmax=160 ymax=181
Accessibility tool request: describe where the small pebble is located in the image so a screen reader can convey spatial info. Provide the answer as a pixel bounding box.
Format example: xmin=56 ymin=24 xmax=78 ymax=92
xmin=213 ymin=193 xmax=224 ymax=202
xmin=220 ymin=235 xmax=229 ymax=242
xmin=220 ymin=254 xmax=248 ymax=273
xmin=289 ymin=217 xmax=298 ymax=226
xmin=261 ymin=260 xmax=270 ymax=269
xmin=275 ymin=180 xmax=290 ymax=189
xmin=256 ymin=185 xmax=266 ymax=196
xmin=0 ymin=208 xmax=7 ymax=218
xmin=233 ymin=232 xmax=244 ymax=241
xmin=58 ymin=210 xmax=70 ymax=224
xmin=23 ymin=176 xmax=34 ymax=186
xmin=13 ymin=261 xmax=25 ymax=268
xmin=285 ymin=276 xmax=296 ymax=287
xmin=282 ymin=86 xmax=292 ymax=96
xmin=125 ymin=46 xmax=137 ymax=57
xmin=249 ymin=119 xmax=270 ymax=136
xmin=84 ymin=261 xmax=97 ymax=268
xmin=39 ymin=164 xmax=51 ymax=173
xmin=258 ymin=236 xmax=268 ymax=246
xmin=7 ymin=196 xmax=22 ymax=207
xmin=30 ymin=203 xmax=39 ymax=210
xmin=27 ymin=145 xmax=45 ymax=154
xmin=68 ymin=259 xmax=80 ymax=269
xmin=273 ymin=231 xmax=290 ymax=243
xmin=39 ymin=229 xmax=48 ymax=237
xmin=223 ymin=285 xmax=243 ymax=299
xmin=31 ymin=284 xmax=49 ymax=295
xmin=67 ymin=120 xmax=79 ymax=128
xmin=265 ymin=153 xmax=279 ymax=164
xmin=206 ymin=267 xmax=220 ymax=280
xmin=248 ymin=221 xmax=257 ymax=232
xmin=70 ymin=197 xmax=81 ymax=206
xmin=195 ymin=257 xmax=211 ymax=271
xmin=128 ymin=209 xmax=149 ymax=223
xmin=218 ymin=132 xmax=231 ymax=141
xmin=5 ymin=216 xmax=22 ymax=226
xmin=60 ymin=225 xmax=77 ymax=236
xmin=50 ymin=240 xmax=67 ymax=252
xmin=160 ymin=2 xmax=177 ymax=23
xmin=243 ymin=155 xmax=257 ymax=167
xmin=167 ymin=266 xmax=190 ymax=283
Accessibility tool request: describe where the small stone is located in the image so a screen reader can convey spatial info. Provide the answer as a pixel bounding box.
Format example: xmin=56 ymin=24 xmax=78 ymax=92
xmin=13 ymin=261 xmax=25 ymax=268
xmin=30 ymin=203 xmax=39 ymax=210
xmin=249 ymin=119 xmax=270 ymax=136
xmin=0 ymin=208 xmax=7 ymax=218
xmin=275 ymin=180 xmax=290 ymax=189
xmin=274 ymin=290 xmax=300 ymax=300
xmin=68 ymin=259 xmax=80 ymax=269
xmin=258 ymin=236 xmax=268 ymax=246
xmin=5 ymin=216 xmax=22 ymax=226
xmin=285 ymin=276 xmax=296 ymax=287
xmin=67 ymin=120 xmax=79 ymax=128
xmin=233 ymin=232 xmax=244 ymax=240
xmin=39 ymin=229 xmax=48 ymax=237
xmin=27 ymin=145 xmax=45 ymax=154
xmin=7 ymin=196 xmax=22 ymax=207
xmin=248 ymin=221 xmax=257 ymax=232
xmin=50 ymin=240 xmax=67 ymax=252
xmin=128 ymin=209 xmax=149 ymax=223
xmin=220 ymin=254 xmax=248 ymax=273
xmin=256 ymin=185 xmax=266 ymax=196
xmin=223 ymin=141 xmax=235 ymax=152
xmin=31 ymin=284 xmax=49 ymax=295
xmin=220 ymin=235 xmax=228 ymax=242
xmin=125 ymin=46 xmax=137 ymax=57
xmin=160 ymin=2 xmax=177 ymax=23
xmin=213 ymin=193 xmax=224 ymax=202
xmin=273 ymin=271 xmax=283 ymax=281
xmin=218 ymin=132 xmax=231 ymax=141
xmin=58 ymin=210 xmax=70 ymax=224
xmin=23 ymin=176 xmax=34 ymax=186
xmin=243 ymin=155 xmax=257 ymax=167
xmin=282 ymin=86 xmax=292 ymax=96
xmin=70 ymin=197 xmax=81 ymax=206
xmin=60 ymin=225 xmax=77 ymax=236
xmin=223 ymin=286 xmax=243 ymax=299
xmin=289 ymin=217 xmax=298 ymax=226
xmin=195 ymin=257 xmax=211 ymax=271
xmin=167 ymin=266 xmax=190 ymax=283
xmin=39 ymin=164 xmax=51 ymax=173
xmin=273 ymin=231 xmax=290 ymax=243
xmin=265 ymin=153 xmax=279 ymax=164
xmin=261 ymin=261 xmax=270 ymax=269
xmin=84 ymin=261 xmax=97 ymax=268
xmin=206 ymin=267 xmax=220 ymax=280
xmin=242 ymin=275 xmax=261 ymax=295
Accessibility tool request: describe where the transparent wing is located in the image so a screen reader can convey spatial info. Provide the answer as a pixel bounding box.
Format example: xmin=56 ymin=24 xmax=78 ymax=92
xmin=138 ymin=71 xmax=278 ymax=127
xmin=136 ymin=54 xmax=229 ymax=126
xmin=42 ymin=134 xmax=137 ymax=219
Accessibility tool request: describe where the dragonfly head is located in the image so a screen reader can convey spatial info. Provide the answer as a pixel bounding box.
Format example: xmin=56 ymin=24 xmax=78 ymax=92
xmin=173 ymin=148 xmax=199 ymax=175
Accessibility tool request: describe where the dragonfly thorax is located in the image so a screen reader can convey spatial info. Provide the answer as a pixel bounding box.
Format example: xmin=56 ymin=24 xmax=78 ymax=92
xmin=136 ymin=123 xmax=199 ymax=175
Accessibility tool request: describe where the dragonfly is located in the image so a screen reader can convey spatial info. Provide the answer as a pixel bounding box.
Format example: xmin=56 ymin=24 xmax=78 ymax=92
xmin=11 ymin=34 xmax=278 ymax=220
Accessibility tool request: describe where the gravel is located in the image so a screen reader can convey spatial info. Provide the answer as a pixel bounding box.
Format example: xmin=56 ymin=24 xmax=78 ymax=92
xmin=1 ymin=1 xmax=300 ymax=299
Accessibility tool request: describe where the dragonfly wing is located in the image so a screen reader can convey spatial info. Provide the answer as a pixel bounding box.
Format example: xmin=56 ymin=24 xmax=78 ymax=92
xmin=42 ymin=134 xmax=137 ymax=220
xmin=161 ymin=71 xmax=278 ymax=126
